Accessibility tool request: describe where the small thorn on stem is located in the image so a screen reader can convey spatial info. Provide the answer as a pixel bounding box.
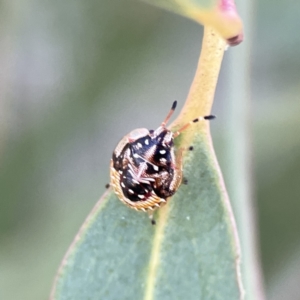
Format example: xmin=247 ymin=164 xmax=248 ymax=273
xmin=183 ymin=178 xmax=188 ymax=185
xmin=151 ymin=219 xmax=156 ymax=225
xmin=188 ymin=146 xmax=194 ymax=151
xmin=105 ymin=183 xmax=110 ymax=189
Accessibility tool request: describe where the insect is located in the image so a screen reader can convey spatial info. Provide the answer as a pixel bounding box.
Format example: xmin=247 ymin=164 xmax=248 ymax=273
xmin=110 ymin=101 xmax=215 ymax=224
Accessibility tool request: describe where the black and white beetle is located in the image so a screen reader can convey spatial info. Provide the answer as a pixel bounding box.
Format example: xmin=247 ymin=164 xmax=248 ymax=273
xmin=110 ymin=101 xmax=215 ymax=222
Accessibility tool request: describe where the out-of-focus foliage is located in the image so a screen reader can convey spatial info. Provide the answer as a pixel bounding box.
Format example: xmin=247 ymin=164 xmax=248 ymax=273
xmin=0 ymin=0 xmax=300 ymax=299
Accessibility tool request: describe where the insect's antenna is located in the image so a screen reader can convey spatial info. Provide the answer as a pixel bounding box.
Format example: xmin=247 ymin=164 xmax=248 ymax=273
xmin=161 ymin=101 xmax=177 ymax=127
xmin=173 ymin=114 xmax=216 ymax=137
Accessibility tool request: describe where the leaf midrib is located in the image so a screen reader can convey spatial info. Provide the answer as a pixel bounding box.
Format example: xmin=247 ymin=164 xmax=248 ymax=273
xmin=144 ymin=204 xmax=170 ymax=300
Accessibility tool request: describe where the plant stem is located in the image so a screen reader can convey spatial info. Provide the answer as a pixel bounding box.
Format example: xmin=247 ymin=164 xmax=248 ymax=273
xmin=172 ymin=26 xmax=244 ymax=298
xmin=172 ymin=27 xmax=226 ymax=133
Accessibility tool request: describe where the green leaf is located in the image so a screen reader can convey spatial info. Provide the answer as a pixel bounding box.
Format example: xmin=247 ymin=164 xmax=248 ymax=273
xmin=50 ymin=134 xmax=243 ymax=300
xmin=50 ymin=28 xmax=243 ymax=300
xmin=140 ymin=0 xmax=243 ymax=43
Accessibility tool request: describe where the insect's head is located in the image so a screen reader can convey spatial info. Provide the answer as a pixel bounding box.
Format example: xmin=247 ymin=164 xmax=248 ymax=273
xmin=142 ymin=100 xmax=177 ymax=148
xmin=116 ymin=101 xmax=215 ymax=154
xmin=149 ymin=100 xmax=216 ymax=147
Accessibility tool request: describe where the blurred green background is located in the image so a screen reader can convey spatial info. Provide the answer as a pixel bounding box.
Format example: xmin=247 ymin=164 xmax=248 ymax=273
xmin=1 ymin=0 xmax=300 ymax=299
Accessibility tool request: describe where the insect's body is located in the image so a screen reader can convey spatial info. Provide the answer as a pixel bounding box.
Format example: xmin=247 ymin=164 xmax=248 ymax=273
xmin=111 ymin=125 xmax=182 ymax=211
xmin=110 ymin=101 xmax=214 ymax=214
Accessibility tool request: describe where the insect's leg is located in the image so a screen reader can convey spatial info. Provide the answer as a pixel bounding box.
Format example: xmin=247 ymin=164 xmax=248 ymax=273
xmin=172 ymin=146 xmax=194 ymax=187
xmin=182 ymin=178 xmax=188 ymax=185
xmin=172 ymin=147 xmax=193 ymax=162
xmin=169 ymin=149 xmax=183 ymax=190
xmin=147 ymin=210 xmax=156 ymax=225
xmin=177 ymin=146 xmax=194 ymax=186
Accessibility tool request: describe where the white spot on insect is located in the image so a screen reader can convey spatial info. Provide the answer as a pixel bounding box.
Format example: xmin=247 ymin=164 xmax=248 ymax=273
xmin=145 ymin=139 xmax=149 ymax=145
xmin=144 ymin=189 xmax=148 ymax=193
xmin=186 ymin=216 xmax=190 ymax=220
xmin=128 ymin=189 xmax=134 ymax=194
xmin=118 ymin=170 xmax=123 ymax=174
xmin=137 ymin=143 xmax=142 ymax=148
xmin=133 ymin=153 xmax=139 ymax=158
xmin=138 ymin=195 xmax=145 ymax=199
xmin=153 ymin=165 xmax=159 ymax=171
xmin=121 ymin=182 xmax=125 ymax=188
xmin=140 ymin=178 xmax=154 ymax=184
xmin=133 ymin=179 xmax=139 ymax=184
xmin=123 ymin=176 xmax=126 ymax=179
xmin=160 ymin=149 xmax=166 ymax=154
xmin=160 ymin=158 xmax=167 ymax=163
